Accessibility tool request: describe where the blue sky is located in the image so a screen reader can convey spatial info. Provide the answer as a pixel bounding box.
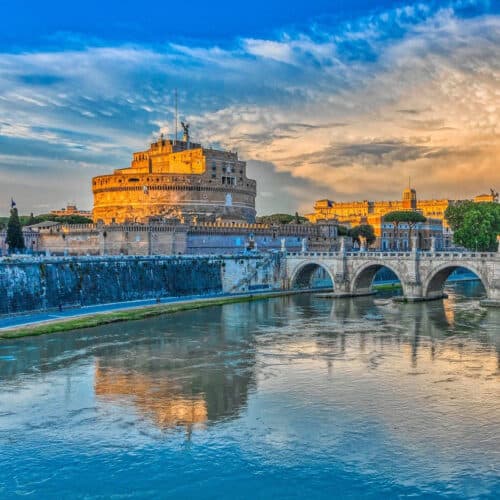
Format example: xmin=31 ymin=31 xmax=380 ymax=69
xmin=0 ymin=1 xmax=417 ymax=47
xmin=0 ymin=0 xmax=499 ymax=215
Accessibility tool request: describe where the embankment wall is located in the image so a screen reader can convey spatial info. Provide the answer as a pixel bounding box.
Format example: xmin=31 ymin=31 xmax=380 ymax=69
xmin=0 ymin=254 xmax=284 ymax=315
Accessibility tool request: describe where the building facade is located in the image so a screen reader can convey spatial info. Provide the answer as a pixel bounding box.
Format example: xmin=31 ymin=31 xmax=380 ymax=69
xmin=92 ymin=134 xmax=257 ymax=224
xmin=306 ymin=187 xmax=496 ymax=249
xmin=379 ymin=218 xmax=444 ymax=251
xmin=50 ymin=204 xmax=92 ymax=218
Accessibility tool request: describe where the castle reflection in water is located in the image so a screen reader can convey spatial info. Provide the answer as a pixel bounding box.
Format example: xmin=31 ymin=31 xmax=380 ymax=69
xmin=1 ymin=281 xmax=498 ymax=434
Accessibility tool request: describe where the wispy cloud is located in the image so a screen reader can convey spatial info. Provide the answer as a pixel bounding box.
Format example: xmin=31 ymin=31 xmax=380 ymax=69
xmin=0 ymin=0 xmax=498 ymax=214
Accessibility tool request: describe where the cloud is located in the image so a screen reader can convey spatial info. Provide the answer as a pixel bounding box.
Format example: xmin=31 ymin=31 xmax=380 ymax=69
xmin=0 ymin=1 xmax=498 ymax=215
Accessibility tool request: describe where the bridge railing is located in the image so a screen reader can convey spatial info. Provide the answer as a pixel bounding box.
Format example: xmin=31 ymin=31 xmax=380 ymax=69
xmin=419 ymin=252 xmax=497 ymax=258
xmin=286 ymin=251 xmax=498 ymax=259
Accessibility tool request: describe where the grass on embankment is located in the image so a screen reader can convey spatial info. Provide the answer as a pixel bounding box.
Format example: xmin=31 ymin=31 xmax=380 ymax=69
xmin=372 ymin=283 xmax=402 ymax=291
xmin=0 ymin=294 xmax=281 ymax=340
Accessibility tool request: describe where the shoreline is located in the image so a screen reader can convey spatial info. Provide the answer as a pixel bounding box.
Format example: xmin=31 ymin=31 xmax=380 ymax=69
xmin=0 ymin=277 xmax=484 ymax=340
xmin=0 ymin=290 xmax=310 ymax=340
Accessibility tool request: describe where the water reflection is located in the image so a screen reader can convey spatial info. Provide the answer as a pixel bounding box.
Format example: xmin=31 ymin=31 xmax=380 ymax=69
xmin=0 ymin=282 xmax=499 ymax=498
xmin=95 ymin=365 xmax=208 ymax=431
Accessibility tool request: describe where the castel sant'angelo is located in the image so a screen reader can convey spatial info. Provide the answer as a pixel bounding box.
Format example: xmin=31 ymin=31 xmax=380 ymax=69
xmin=92 ymin=124 xmax=257 ymax=224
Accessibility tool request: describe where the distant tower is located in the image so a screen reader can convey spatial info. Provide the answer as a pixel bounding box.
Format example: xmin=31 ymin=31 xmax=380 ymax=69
xmin=402 ymin=180 xmax=417 ymax=210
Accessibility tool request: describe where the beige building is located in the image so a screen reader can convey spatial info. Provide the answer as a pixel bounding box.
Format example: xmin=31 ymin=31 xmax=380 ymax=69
xmin=306 ymin=187 xmax=451 ymax=225
xmin=305 ymin=187 xmax=499 ymax=249
xmin=92 ymin=132 xmax=256 ymax=224
xmin=50 ymin=203 xmax=92 ymax=218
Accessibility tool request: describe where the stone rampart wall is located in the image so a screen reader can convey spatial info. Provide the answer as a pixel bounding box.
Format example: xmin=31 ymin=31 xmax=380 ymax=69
xmin=37 ymin=229 xmax=187 ymax=256
xmin=19 ymin=222 xmax=338 ymax=256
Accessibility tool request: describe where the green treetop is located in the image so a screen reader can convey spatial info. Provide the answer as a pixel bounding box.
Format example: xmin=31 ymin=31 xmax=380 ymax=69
xmin=348 ymin=224 xmax=376 ymax=246
xmin=256 ymin=213 xmax=308 ymax=225
xmin=444 ymin=200 xmax=475 ymax=231
xmin=383 ymin=210 xmax=427 ymax=225
xmin=445 ymin=202 xmax=500 ymax=251
xmin=6 ymin=207 xmax=25 ymax=253
xmin=383 ymin=210 xmax=427 ymax=249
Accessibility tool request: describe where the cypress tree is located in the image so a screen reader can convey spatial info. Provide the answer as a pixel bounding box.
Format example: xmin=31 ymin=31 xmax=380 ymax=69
xmin=6 ymin=207 xmax=25 ymax=253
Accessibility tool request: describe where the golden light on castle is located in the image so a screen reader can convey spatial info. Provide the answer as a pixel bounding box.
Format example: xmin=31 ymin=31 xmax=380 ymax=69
xmin=92 ymin=126 xmax=256 ymax=224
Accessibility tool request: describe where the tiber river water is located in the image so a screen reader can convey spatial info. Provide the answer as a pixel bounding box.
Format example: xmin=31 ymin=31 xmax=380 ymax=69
xmin=0 ymin=281 xmax=499 ymax=499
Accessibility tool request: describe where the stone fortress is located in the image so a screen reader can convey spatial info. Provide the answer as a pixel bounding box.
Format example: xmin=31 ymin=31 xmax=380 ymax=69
xmin=92 ymin=124 xmax=256 ymax=224
xmin=1 ymin=120 xmax=497 ymax=257
xmin=0 ymin=124 xmax=340 ymax=256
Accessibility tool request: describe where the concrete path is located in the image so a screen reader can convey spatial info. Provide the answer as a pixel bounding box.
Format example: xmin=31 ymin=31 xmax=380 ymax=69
xmin=0 ymin=289 xmax=304 ymax=332
xmin=0 ymin=294 xmax=224 ymax=331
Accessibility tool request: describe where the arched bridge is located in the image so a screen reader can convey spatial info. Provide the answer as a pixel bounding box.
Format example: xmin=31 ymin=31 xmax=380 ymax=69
xmin=285 ymin=247 xmax=500 ymax=306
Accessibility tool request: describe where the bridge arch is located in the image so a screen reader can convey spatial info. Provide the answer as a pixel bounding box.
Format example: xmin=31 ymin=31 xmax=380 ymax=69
xmin=290 ymin=261 xmax=335 ymax=290
xmin=351 ymin=262 xmax=406 ymax=296
xmin=423 ymin=263 xmax=488 ymax=300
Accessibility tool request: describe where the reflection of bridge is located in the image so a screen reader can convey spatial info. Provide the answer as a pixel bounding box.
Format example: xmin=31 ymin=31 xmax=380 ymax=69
xmin=285 ymin=248 xmax=500 ymax=306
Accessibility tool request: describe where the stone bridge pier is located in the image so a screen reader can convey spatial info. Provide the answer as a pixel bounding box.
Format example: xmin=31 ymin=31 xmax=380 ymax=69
xmin=284 ymin=243 xmax=500 ymax=307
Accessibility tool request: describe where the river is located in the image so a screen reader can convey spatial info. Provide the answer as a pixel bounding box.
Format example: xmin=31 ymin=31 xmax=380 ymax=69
xmin=0 ymin=281 xmax=499 ymax=499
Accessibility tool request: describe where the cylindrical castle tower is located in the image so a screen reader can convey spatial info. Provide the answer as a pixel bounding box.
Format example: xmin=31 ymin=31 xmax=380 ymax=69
xmin=92 ymin=135 xmax=257 ymax=224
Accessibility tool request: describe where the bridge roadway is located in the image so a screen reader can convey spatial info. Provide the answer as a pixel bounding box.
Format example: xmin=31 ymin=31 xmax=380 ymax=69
xmin=285 ymin=246 xmax=500 ymax=306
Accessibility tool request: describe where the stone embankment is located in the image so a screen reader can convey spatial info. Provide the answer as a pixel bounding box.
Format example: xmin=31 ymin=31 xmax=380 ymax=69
xmin=0 ymin=254 xmax=284 ymax=316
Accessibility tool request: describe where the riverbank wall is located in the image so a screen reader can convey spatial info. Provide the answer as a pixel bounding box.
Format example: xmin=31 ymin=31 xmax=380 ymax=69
xmin=0 ymin=254 xmax=284 ymax=316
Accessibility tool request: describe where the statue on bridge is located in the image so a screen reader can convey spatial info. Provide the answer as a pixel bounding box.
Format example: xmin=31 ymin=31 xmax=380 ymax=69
xmin=359 ymin=236 xmax=367 ymax=252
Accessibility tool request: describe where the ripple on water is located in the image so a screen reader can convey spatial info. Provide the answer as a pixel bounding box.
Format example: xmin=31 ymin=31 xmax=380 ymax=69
xmin=0 ymin=290 xmax=499 ymax=498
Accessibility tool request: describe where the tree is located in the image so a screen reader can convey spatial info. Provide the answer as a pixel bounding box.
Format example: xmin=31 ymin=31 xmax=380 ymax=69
xmin=384 ymin=211 xmax=427 ymax=250
xmin=348 ymin=224 xmax=376 ymax=246
xmin=6 ymin=207 xmax=25 ymax=253
xmin=256 ymin=213 xmax=308 ymax=225
xmin=16 ymin=213 xmax=93 ymax=226
xmin=54 ymin=215 xmax=93 ymax=224
xmin=337 ymin=225 xmax=349 ymax=237
xmin=444 ymin=201 xmax=475 ymax=231
xmin=446 ymin=202 xmax=500 ymax=251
